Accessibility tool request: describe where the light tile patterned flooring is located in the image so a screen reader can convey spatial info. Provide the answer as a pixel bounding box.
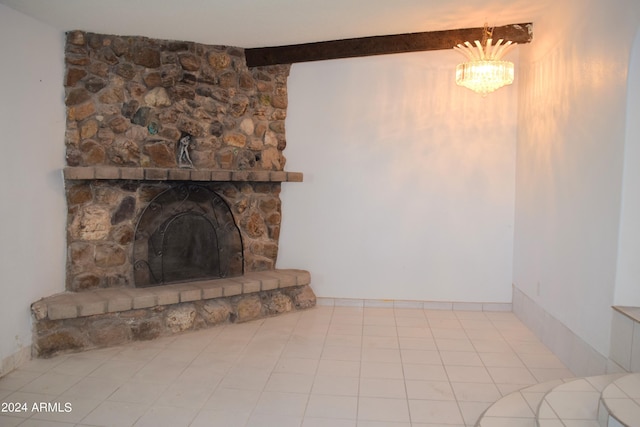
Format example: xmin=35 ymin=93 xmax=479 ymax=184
xmin=0 ymin=305 xmax=575 ymax=427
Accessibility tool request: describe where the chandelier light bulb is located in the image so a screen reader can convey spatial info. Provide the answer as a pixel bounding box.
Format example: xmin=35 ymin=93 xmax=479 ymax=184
xmin=454 ymin=32 xmax=517 ymax=96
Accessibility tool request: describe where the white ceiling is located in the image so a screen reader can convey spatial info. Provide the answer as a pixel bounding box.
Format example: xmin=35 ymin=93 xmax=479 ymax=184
xmin=0 ymin=0 xmax=548 ymax=48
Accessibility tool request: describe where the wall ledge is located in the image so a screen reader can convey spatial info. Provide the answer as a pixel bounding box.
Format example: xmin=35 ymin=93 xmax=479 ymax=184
xmin=613 ymin=306 xmax=640 ymax=323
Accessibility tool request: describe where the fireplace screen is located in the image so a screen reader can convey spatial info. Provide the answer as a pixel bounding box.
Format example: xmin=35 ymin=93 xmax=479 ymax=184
xmin=133 ymin=185 xmax=243 ymax=287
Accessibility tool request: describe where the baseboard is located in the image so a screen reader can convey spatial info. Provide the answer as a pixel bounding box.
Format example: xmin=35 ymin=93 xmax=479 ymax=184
xmin=0 ymin=346 xmax=31 ymax=378
xmin=511 ymin=285 xmax=615 ymax=377
xmin=316 ymin=297 xmax=512 ymax=312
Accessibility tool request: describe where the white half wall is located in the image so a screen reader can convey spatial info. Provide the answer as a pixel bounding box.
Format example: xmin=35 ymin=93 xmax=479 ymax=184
xmin=278 ymin=50 xmax=517 ymax=303
xmin=513 ymin=0 xmax=640 ymax=356
xmin=0 ymin=4 xmax=66 ymax=372
xmin=614 ymin=27 xmax=640 ymax=306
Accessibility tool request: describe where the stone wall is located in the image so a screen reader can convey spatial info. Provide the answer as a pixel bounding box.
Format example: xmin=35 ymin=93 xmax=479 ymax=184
xmin=62 ymin=31 xmax=293 ymax=291
xmin=64 ymin=31 xmax=289 ymax=170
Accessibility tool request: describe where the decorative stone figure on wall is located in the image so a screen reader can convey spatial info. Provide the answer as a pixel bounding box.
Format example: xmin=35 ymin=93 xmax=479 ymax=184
xmin=178 ymin=134 xmax=194 ymax=168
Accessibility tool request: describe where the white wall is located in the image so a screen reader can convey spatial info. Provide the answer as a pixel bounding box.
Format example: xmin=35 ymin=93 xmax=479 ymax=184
xmin=614 ymin=27 xmax=640 ymax=306
xmin=513 ymin=0 xmax=640 ymax=356
xmin=0 ymin=4 xmax=66 ymax=368
xmin=278 ymin=50 xmax=517 ymax=303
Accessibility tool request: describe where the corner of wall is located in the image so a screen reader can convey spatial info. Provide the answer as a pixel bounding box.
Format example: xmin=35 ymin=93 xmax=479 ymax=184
xmin=0 ymin=3 xmax=67 ymax=367
xmin=512 ymin=285 xmax=610 ymax=377
xmin=0 ymin=346 xmax=31 ymax=378
xmin=609 ymin=307 xmax=640 ymax=373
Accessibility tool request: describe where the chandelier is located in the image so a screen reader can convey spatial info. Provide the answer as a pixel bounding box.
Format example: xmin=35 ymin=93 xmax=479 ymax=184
xmin=454 ymin=24 xmax=517 ymax=96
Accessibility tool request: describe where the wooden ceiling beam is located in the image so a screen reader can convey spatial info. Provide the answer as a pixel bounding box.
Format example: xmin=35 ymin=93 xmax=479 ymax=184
xmin=245 ymin=23 xmax=532 ymax=67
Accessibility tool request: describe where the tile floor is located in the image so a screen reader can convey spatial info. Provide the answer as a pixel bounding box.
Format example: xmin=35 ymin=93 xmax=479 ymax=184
xmin=0 ymin=305 xmax=575 ymax=427
xmin=538 ymin=376 xmax=612 ymax=426
xmin=600 ymin=373 xmax=640 ymax=426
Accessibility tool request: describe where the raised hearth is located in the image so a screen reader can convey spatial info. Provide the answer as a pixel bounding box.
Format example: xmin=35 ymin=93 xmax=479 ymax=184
xmin=31 ymin=269 xmax=314 ymax=357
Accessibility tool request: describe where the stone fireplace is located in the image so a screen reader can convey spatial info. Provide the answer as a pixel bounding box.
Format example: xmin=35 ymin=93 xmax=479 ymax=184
xmin=30 ymin=31 xmax=315 ymax=357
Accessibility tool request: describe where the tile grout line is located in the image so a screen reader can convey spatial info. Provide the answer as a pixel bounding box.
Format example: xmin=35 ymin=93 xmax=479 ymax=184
xmin=297 ymin=305 xmax=332 ymax=426
xmin=354 ymin=304 xmax=364 ymax=425
xmin=398 ymin=306 xmax=424 ymax=426
xmin=455 ymin=310 xmax=489 ymax=427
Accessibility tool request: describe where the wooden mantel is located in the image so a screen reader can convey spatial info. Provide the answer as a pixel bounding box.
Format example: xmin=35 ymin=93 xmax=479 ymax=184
xmin=245 ymin=23 xmax=533 ymax=67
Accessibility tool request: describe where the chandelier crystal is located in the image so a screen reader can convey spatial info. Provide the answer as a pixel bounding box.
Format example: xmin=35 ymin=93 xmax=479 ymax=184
xmin=454 ymin=25 xmax=517 ymax=96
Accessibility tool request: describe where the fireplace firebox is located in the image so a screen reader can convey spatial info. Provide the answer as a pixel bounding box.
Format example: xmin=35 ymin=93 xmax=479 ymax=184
xmin=133 ymin=184 xmax=243 ymax=287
